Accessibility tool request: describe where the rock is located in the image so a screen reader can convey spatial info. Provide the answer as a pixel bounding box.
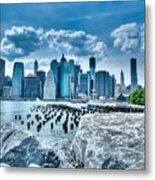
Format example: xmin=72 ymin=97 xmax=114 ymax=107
xmin=70 ymin=113 xmax=144 ymax=170
xmin=0 ymin=123 xmax=65 ymax=168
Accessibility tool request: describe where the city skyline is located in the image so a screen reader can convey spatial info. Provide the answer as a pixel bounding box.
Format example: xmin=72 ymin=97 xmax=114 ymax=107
xmin=0 ymin=0 xmax=144 ymax=86
xmin=0 ymin=54 xmax=140 ymax=101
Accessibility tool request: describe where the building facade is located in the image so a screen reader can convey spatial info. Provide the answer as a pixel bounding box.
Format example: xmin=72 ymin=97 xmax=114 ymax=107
xmin=44 ymin=70 xmax=56 ymax=100
xmin=0 ymin=58 xmax=5 ymax=97
xmin=130 ymin=58 xmax=138 ymax=91
xmin=12 ymin=62 xmax=24 ymax=98
xmin=24 ymin=76 xmax=40 ymax=99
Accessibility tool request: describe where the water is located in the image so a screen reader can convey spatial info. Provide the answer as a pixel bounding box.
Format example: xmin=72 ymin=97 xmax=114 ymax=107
xmin=0 ymin=100 xmax=79 ymax=147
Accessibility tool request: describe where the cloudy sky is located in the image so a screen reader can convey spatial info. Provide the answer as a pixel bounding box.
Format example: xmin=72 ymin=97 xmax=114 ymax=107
xmin=0 ymin=0 xmax=145 ymax=86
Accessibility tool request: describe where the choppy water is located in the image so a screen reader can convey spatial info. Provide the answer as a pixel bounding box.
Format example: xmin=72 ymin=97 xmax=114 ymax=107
xmin=0 ymin=100 xmax=79 ymax=147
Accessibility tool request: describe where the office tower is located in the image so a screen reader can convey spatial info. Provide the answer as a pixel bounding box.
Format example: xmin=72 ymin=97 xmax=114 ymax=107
xmin=89 ymin=57 xmax=96 ymax=94
xmin=80 ymin=73 xmax=89 ymax=95
xmin=12 ymin=62 xmax=24 ymax=98
xmin=37 ymin=71 xmax=46 ymax=99
xmin=3 ymin=76 xmax=12 ymax=87
xmin=69 ymin=59 xmax=75 ymax=98
xmin=120 ymin=70 xmax=125 ymax=87
xmin=0 ymin=58 xmax=5 ymax=97
xmin=74 ymin=65 xmax=81 ymax=97
xmin=120 ymin=69 xmax=126 ymax=94
xmin=50 ymin=59 xmax=59 ymax=97
xmin=59 ymin=54 xmax=70 ymax=99
xmin=3 ymin=86 xmax=12 ymax=98
xmin=44 ymin=70 xmax=56 ymax=100
xmin=130 ymin=58 xmax=138 ymax=91
xmin=34 ymin=60 xmax=38 ymax=76
xmin=109 ymin=75 xmax=116 ymax=98
xmin=95 ymin=71 xmax=110 ymax=98
xmin=24 ymin=75 xmax=40 ymax=98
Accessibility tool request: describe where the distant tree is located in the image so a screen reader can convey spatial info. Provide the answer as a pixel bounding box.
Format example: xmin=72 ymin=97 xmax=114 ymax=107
xmin=128 ymin=88 xmax=145 ymax=105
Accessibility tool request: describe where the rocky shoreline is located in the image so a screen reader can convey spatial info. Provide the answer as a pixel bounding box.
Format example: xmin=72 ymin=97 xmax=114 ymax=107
xmin=0 ymin=111 xmax=144 ymax=169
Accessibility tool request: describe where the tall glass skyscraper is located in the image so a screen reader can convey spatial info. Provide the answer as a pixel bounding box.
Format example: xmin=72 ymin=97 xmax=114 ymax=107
xmin=59 ymin=54 xmax=70 ymax=99
xmin=74 ymin=65 xmax=81 ymax=97
xmin=24 ymin=76 xmax=40 ymax=98
xmin=89 ymin=57 xmax=96 ymax=95
xmin=50 ymin=59 xmax=58 ymax=97
xmin=37 ymin=71 xmax=46 ymax=99
xmin=12 ymin=62 xmax=24 ymax=98
xmin=96 ymin=71 xmax=111 ymax=98
xmin=130 ymin=58 xmax=138 ymax=91
xmin=0 ymin=58 xmax=5 ymax=97
xmin=44 ymin=70 xmax=56 ymax=100
xmin=69 ymin=59 xmax=75 ymax=98
xmin=80 ymin=73 xmax=89 ymax=95
xmin=34 ymin=60 xmax=38 ymax=76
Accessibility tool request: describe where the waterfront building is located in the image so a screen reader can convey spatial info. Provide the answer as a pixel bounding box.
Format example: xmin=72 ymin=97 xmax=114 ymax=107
xmin=44 ymin=70 xmax=56 ymax=100
xmin=74 ymin=65 xmax=81 ymax=97
xmin=37 ymin=70 xmax=46 ymax=99
xmin=89 ymin=57 xmax=96 ymax=95
xmin=95 ymin=71 xmax=111 ymax=98
xmin=130 ymin=58 xmax=138 ymax=91
xmin=24 ymin=75 xmax=40 ymax=98
xmin=79 ymin=73 xmax=89 ymax=96
xmin=34 ymin=60 xmax=38 ymax=76
xmin=0 ymin=58 xmax=5 ymax=97
xmin=59 ymin=54 xmax=70 ymax=99
xmin=12 ymin=62 xmax=24 ymax=98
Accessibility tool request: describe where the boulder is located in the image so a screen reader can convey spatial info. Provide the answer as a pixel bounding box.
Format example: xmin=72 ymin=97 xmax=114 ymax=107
xmin=70 ymin=113 xmax=144 ymax=169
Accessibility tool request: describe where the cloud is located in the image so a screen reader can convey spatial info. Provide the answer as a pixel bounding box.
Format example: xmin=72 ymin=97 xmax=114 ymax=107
xmin=45 ymin=29 xmax=107 ymax=60
xmin=111 ymin=22 xmax=144 ymax=53
xmin=1 ymin=26 xmax=44 ymax=59
xmin=1 ymin=26 xmax=107 ymax=61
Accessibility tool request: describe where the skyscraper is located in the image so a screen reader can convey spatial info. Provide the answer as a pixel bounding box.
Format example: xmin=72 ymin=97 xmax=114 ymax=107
xmin=59 ymin=54 xmax=70 ymax=99
xmin=109 ymin=75 xmax=116 ymax=98
xmin=120 ymin=69 xmax=125 ymax=87
xmin=50 ymin=59 xmax=58 ymax=97
xmin=130 ymin=58 xmax=138 ymax=91
xmin=24 ymin=75 xmax=40 ymax=99
xmin=74 ymin=65 xmax=81 ymax=97
xmin=89 ymin=57 xmax=96 ymax=95
xmin=12 ymin=62 xmax=24 ymax=98
xmin=37 ymin=71 xmax=46 ymax=99
xmin=95 ymin=71 xmax=111 ymax=98
xmin=80 ymin=73 xmax=89 ymax=95
xmin=120 ymin=69 xmax=126 ymax=94
xmin=34 ymin=60 xmax=38 ymax=76
xmin=0 ymin=58 xmax=5 ymax=97
xmin=69 ymin=59 xmax=75 ymax=98
xmin=44 ymin=70 xmax=56 ymax=100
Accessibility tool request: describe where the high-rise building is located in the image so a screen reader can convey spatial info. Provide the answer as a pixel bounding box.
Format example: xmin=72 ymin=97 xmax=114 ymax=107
xmin=74 ymin=65 xmax=81 ymax=97
xmin=89 ymin=57 xmax=96 ymax=94
xmin=0 ymin=58 xmax=5 ymax=97
xmin=24 ymin=75 xmax=40 ymax=98
xmin=69 ymin=59 xmax=75 ymax=98
xmin=50 ymin=59 xmax=59 ymax=97
xmin=2 ymin=86 xmax=12 ymax=98
xmin=120 ymin=69 xmax=126 ymax=94
xmin=95 ymin=71 xmax=111 ymax=98
xmin=34 ymin=60 xmax=38 ymax=76
xmin=80 ymin=73 xmax=89 ymax=95
xmin=109 ymin=75 xmax=116 ymax=98
xmin=130 ymin=58 xmax=138 ymax=91
xmin=37 ymin=71 xmax=46 ymax=99
xmin=12 ymin=62 xmax=24 ymax=98
xmin=120 ymin=70 xmax=125 ymax=87
xmin=59 ymin=54 xmax=70 ymax=99
xmin=44 ymin=70 xmax=56 ymax=100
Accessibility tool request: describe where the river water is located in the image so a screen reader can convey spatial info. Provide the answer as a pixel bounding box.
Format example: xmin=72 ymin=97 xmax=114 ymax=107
xmin=0 ymin=100 xmax=80 ymax=147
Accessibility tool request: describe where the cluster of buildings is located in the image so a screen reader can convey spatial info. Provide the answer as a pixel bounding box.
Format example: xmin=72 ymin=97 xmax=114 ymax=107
xmin=0 ymin=55 xmax=139 ymax=102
